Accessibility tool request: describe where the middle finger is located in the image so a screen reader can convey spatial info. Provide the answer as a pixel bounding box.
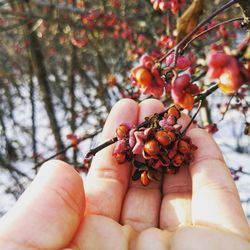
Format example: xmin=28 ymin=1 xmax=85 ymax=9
xmin=120 ymin=99 xmax=164 ymax=232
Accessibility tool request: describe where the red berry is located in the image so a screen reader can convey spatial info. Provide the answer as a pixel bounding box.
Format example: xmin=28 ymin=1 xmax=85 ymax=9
xmin=140 ymin=171 xmax=150 ymax=186
xmin=166 ymin=131 xmax=176 ymax=142
xmin=167 ymin=106 xmax=181 ymax=119
xmin=176 ymin=56 xmax=191 ymax=70
xmin=155 ymin=131 xmax=171 ymax=146
xmin=166 ymin=168 xmax=176 ymax=174
xmin=144 ymin=139 xmax=160 ymax=156
xmin=171 ymin=87 xmax=184 ymax=102
xmin=173 ymin=74 xmax=190 ymax=91
xmin=134 ymin=67 xmax=152 ymax=88
xmin=116 ymin=124 xmax=130 ymax=139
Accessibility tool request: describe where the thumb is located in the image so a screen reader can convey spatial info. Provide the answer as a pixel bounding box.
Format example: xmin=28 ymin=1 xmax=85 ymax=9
xmin=0 ymin=160 xmax=85 ymax=250
xmin=188 ymin=128 xmax=250 ymax=240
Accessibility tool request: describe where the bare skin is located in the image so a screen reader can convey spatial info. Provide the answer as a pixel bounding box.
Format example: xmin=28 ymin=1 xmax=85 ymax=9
xmin=0 ymin=99 xmax=249 ymax=250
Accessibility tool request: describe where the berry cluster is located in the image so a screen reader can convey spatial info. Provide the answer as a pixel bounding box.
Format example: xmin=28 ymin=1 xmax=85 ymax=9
xmin=206 ymin=50 xmax=250 ymax=94
xmin=150 ymin=0 xmax=186 ymax=14
xmin=164 ymin=52 xmax=199 ymax=110
xmin=71 ymin=36 xmax=88 ymax=48
xmin=81 ymin=11 xmax=135 ymax=43
xmin=130 ymin=54 xmax=165 ymax=97
xmin=113 ymin=106 xmax=197 ymax=186
xmin=171 ymin=72 xmax=200 ymax=110
xmin=82 ymin=10 xmax=118 ymax=30
xmin=129 ymin=51 xmax=200 ymax=110
xmin=156 ymin=35 xmax=175 ymax=50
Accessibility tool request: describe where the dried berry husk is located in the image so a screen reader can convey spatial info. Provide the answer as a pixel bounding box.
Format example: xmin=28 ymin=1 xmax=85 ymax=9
xmin=115 ymin=153 xmax=126 ymax=164
xmin=163 ymin=114 xmax=177 ymax=126
xmin=178 ymin=140 xmax=191 ymax=154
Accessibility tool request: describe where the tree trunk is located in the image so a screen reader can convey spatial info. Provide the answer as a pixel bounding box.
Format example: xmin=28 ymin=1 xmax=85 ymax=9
xmin=28 ymin=25 xmax=65 ymax=155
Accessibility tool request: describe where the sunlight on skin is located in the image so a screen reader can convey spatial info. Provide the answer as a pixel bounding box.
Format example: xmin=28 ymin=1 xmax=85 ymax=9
xmin=0 ymin=99 xmax=249 ymax=250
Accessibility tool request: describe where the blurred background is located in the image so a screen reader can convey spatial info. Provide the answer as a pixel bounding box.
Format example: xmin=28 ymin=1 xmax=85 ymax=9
xmin=0 ymin=0 xmax=249 ymax=220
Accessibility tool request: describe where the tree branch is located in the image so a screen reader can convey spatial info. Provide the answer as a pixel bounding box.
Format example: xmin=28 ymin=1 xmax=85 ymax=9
xmin=85 ymin=83 xmax=219 ymax=159
xmin=33 ymin=130 xmax=101 ymax=169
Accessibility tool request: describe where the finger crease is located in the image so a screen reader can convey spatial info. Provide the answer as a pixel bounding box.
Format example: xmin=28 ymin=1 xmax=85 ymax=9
xmin=163 ymin=185 xmax=192 ymax=194
xmin=49 ymin=185 xmax=82 ymax=217
xmin=94 ymin=167 xmax=129 ymax=187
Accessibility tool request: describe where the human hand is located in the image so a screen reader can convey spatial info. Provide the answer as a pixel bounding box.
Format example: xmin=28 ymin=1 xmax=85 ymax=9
xmin=0 ymin=99 xmax=249 ymax=250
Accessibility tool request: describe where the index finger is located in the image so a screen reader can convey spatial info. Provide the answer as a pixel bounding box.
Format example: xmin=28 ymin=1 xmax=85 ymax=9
xmin=84 ymin=99 xmax=139 ymax=221
xmin=0 ymin=160 xmax=84 ymax=249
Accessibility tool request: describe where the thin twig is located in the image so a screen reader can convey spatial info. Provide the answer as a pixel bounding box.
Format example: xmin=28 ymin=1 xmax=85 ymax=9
xmin=218 ymin=94 xmax=235 ymax=122
xmin=85 ymin=137 xmax=118 ymax=159
xmin=181 ymin=100 xmax=203 ymax=136
xmin=241 ymin=170 xmax=250 ymax=176
xmin=181 ymin=17 xmax=244 ymax=52
xmin=85 ymin=83 xmax=219 ymax=159
xmin=0 ymin=157 xmax=32 ymax=180
xmin=33 ymin=130 xmax=101 ymax=169
xmin=158 ymin=0 xmax=239 ymax=63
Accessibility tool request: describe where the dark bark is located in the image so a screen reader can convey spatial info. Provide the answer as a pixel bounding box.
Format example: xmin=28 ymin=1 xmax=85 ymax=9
xmin=200 ymin=100 xmax=212 ymax=126
xmin=28 ymin=25 xmax=65 ymax=154
xmin=239 ymin=0 xmax=250 ymax=30
xmin=69 ymin=44 xmax=78 ymax=163
xmin=28 ymin=58 xmax=38 ymax=164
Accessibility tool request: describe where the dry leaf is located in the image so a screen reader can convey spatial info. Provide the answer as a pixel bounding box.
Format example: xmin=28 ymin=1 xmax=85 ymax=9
xmin=176 ymin=0 xmax=204 ymax=43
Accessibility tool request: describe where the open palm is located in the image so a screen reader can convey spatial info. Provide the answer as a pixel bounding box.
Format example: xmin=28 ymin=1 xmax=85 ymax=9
xmin=0 ymin=99 xmax=249 ymax=250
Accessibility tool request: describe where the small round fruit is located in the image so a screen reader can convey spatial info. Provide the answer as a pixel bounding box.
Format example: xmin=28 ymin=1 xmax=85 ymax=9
xmin=155 ymin=131 xmax=171 ymax=146
xmin=144 ymin=140 xmax=160 ymax=156
xmin=134 ymin=67 xmax=152 ymax=88
xmin=167 ymin=106 xmax=181 ymax=119
xmin=116 ymin=124 xmax=129 ymax=139
xmin=218 ymin=70 xmax=241 ymax=95
xmin=166 ymin=131 xmax=176 ymax=142
xmin=173 ymin=74 xmax=190 ymax=91
xmin=140 ymin=171 xmax=150 ymax=186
